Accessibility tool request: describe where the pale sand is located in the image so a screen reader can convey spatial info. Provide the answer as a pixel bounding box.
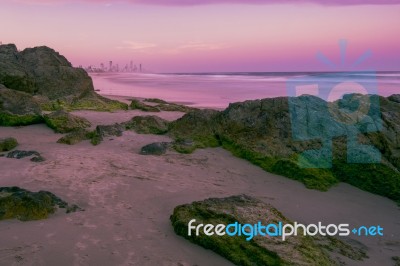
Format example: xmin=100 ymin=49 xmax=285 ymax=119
xmin=0 ymin=109 xmax=399 ymax=266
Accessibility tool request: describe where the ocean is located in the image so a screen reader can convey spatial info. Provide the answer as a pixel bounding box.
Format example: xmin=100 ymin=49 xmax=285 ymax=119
xmin=90 ymin=72 xmax=400 ymax=109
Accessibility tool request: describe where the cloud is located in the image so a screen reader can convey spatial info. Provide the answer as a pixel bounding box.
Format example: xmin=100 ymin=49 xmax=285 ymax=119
xmin=178 ymin=42 xmax=226 ymax=50
xmin=12 ymin=0 xmax=400 ymax=5
xmin=117 ymin=41 xmax=157 ymax=50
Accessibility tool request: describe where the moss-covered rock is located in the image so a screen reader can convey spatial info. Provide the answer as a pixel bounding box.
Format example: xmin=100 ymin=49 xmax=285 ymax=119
xmin=132 ymin=98 xmax=195 ymax=113
xmin=6 ymin=150 xmax=45 ymax=162
xmin=57 ymin=129 xmax=91 ymax=145
xmin=123 ymin=115 xmax=169 ymax=134
xmin=168 ymin=95 xmax=400 ymax=203
xmin=140 ymin=142 xmax=170 ymax=155
xmin=0 ymin=137 xmax=18 ymax=152
xmin=0 ymin=86 xmax=44 ymax=126
xmin=169 ymin=109 xmax=220 ymax=150
xmin=143 ymin=98 xmax=168 ymax=104
xmin=0 ymin=186 xmax=81 ymax=221
xmin=1 ymin=44 xmax=128 ymax=113
xmin=157 ymin=103 xmax=194 ymax=113
xmin=130 ymin=99 xmax=160 ymax=112
xmin=171 ymin=195 xmax=366 ymax=265
xmin=44 ymin=110 xmax=91 ymax=133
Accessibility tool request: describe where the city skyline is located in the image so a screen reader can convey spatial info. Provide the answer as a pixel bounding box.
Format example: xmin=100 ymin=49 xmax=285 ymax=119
xmin=1 ymin=1 xmax=399 ymax=72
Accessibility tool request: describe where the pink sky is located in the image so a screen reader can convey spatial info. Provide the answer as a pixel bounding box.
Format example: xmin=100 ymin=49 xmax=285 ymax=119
xmin=1 ymin=0 xmax=399 ymax=72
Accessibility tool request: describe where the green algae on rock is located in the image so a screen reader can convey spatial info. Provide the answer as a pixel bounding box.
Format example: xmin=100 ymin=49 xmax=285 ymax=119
xmin=0 ymin=44 xmax=127 ymax=114
xmin=0 ymin=187 xmax=81 ymax=221
xmin=0 ymin=86 xmax=44 ymax=126
xmin=44 ymin=110 xmax=91 ymax=133
xmin=168 ymin=95 xmax=400 ymax=204
xmin=171 ymin=195 xmax=367 ymax=266
xmin=123 ymin=115 xmax=169 ymax=135
xmin=0 ymin=137 xmax=18 ymax=152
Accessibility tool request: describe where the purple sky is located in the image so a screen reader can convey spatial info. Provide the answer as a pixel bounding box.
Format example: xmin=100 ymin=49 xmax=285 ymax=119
xmin=1 ymin=0 xmax=400 ymax=72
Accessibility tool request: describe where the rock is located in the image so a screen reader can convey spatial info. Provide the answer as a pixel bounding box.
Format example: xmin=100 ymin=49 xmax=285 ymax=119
xmin=393 ymin=256 xmax=400 ymax=266
xmin=0 ymin=137 xmax=18 ymax=152
xmin=0 ymin=186 xmax=82 ymax=221
xmin=171 ymin=195 xmax=367 ymax=265
xmin=140 ymin=142 xmax=170 ymax=155
xmin=133 ymin=98 xmax=194 ymax=113
xmin=123 ymin=115 xmax=169 ymax=134
xmin=96 ymin=124 xmax=124 ymax=138
xmin=130 ymin=99 xmax=160 ymax=112
xmin=388 ymin=94 xmax=400 ymax=104
xmin=6 ymin=150 xmax=45 ymax=162
xmin=82 ymin=123 xmax=125 ymax=146
xmin=30 ymin=155 xmax=46 ymax=162
xmin=144 ymin=98 xmax=168 ymax=104
xmin=0 ymin=86 xmax=44 ymax=126
xmin=0 ymin=43 xmax=128 ymax=112
xmin=157 ymin=103 xmax=194 ymax=113
xmin=169 ymin=109 xmax=220 ymax=150
xmin=44 ymin=110 xmax=91 ymax=133
xmin=57 ymin=129 xmax=90 ymax=145
xmin=169 ymin=95 xmax=400 ymax=203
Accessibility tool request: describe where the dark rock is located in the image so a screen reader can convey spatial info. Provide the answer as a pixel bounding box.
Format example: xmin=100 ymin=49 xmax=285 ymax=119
xmin=130 ymin=99 xmax=160 ymax=112
xmin=96 ymin=124 xmax=124 ymax=138
xmin=44 ymin=110 xmax=91 ymax=133
xmin=169 ymin=109 xmax=220 ymax=150
xmin=0 ymin=86 xmax=44 ymax=126
xmin=0 ymin=186 xmax=82 ymax=221
xmin=0 ymin=137 xmax=18 ymax=152
xmin=7 ymin=150 xmax=41 ymax=159
xmin=157 ymin=103 xmax=194 ymax=113
xmin=169 ymin=95 xmax=400 ymax=203
xmin=30 ymin=156 xmax=46 ymax=162
xmin=57 ymin=129 xmax=90 ymax=145
xmin=133 ymin=98 xmax=194 ymax=113
xmin=388 ymin=94 xmax=400 ymax=104
xmin=0 ymin=43 xmax=127 ymax=112
xmin=171 ymin=195 xmax=367 ymax=265
xmin=144 ymin=98 xmax=168 ymax=104
xmin=123 ymin=115 xmax=169 ymax=134
xmin=140 ymin=142 xmax=170 ymax=155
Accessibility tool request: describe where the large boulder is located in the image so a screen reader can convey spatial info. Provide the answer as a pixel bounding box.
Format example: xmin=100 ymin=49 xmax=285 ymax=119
xmin=123 ymin=115 xmax=169 ymax=134
xmin=44 ymin=110 xmax=91 ymax=133
xmin=0 ymin=86 xmax=43 ymax=126
xmin=171 ymin=195 xmax=367 ymax=265
xmin=0 ymin=186 xmax=81 ymax=221
xmin=0 ymin=137 xmax=18 ymax=152
xmin=140 ymin=142 xmax=170 ymax=155
xmin=169 ymin=95 xmax=400 ymax=203
xmin=0 ymin=43 xmax=128 ymax=113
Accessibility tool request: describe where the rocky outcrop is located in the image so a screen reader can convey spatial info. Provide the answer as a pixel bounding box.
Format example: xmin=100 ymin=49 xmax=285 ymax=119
xmin=140 ymin=142 xmax=170 ymax=155
xmin=171 ymin=195 xmax=367 ymax=265
xmin=0 ymin=137 xmax=18 ymax=152
xmin=130 ymin=98 xmax=195 ymax=113
xmin=0 ymin=43 xmax=127 ymax=121
xmin=0 ymin=186 xmax=81 ymax=221
xmin=6 ymin=150 xmax=45 ymax=162
xmin=123 ymin=115 xmax=169 ymax=134
xmin=169 ymin=95 xmax=400 ymax=203
xmin=130 ymin=99 xmax=160 ymax=112
xmin=44 ymin=110 xmax=91 ymax=133
xmin=57 ymin=129 xmax=90 ymax=145
xmin=0 ymin=86 xmax=44 ymax=126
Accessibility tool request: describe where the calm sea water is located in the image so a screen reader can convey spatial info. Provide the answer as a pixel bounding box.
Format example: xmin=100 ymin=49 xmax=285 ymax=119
xmin=90 ymin=72 xmax=400 ymax=109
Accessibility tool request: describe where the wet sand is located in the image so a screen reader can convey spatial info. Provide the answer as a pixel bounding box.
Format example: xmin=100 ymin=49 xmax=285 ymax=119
xmin=0 ymin=109 xmax=399 ymax=265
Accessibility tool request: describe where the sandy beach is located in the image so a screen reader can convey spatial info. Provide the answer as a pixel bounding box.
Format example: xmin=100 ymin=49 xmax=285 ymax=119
xmin=1 ymin=105 xmax=399 ymax=266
